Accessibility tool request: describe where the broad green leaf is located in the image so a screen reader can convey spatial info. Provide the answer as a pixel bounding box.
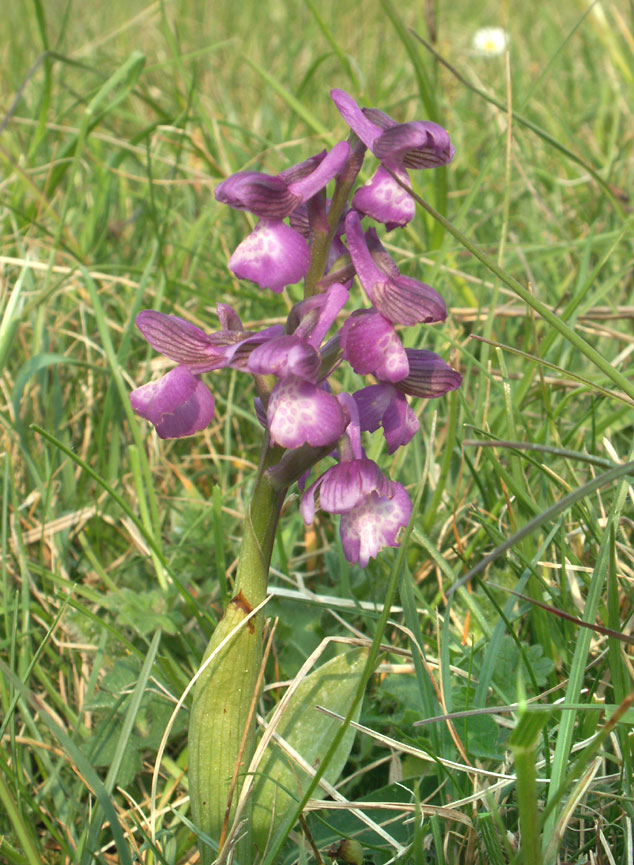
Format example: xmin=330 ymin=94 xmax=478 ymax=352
xmin=252 ymin=647 xmax=369 ymax=852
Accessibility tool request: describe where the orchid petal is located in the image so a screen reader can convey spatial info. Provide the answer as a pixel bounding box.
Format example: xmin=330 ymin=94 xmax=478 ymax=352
xmin=215 ymin=172 xmax=299 ymax=219
xmin=247 ymin=335 xmax=321 ymax=381
xmin=318 ymin=458 xmax=390 ymax=514
xmin=221 ymin=324 xmax=286 ymax=369
xmin=228 ymin=220 xmax=310 ymax=293
xmin=287 ymin=141 xmax=350 ymax=202
xmin=330 ymin=89 xmax=378 ymax=150
xmin=394 ymin=349 xmax=463 ymax=398
xmin=352 ymin=163 xmax=415 ymax=230
xmin=354 ymin=384 xmax=419 ymax=454
xmin=216 ymin=304 xmax=243 ymax=332
xmin=278 ymin=150 xmax=327 ymax=184
xmin=371 ymin=274 xmax=447 ymax=326
xmin=267 ymin=376 xmax=346 ymax=449
xmin=340 ymin=311 xmax=409 ymax=382
xmin=345 ymin=210 xmax=446 ymax=325
xmin=374 ymin=121 xmax=455 ymax=169
xmin=288 ymin=283 xmax=349 ymax=349
xmin=339 ymin=482 xmax=412 ymax=567
xmin=130 ymin=366 xmax=214 ymax=439
xmin=135 ymin=311 xmax=226 ymax=373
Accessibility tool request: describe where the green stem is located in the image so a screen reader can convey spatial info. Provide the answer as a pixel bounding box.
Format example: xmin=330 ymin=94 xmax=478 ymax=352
xmin=514 ymin=743 xmax=542 ymax=865
xmin=233 ymin=437 xmax=287 ymax=606
xmin=304 ymin=136 xmax=365 ymax=297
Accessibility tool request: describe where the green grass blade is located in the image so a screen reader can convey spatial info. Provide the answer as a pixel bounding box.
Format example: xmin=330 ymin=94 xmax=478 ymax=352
xmin=0 ymin=770 xmax=42 ymax=865
xmin=409 ymin=31 xmax=624 ymax=211
xmin=241 ymin=55 xmax=330 ymax=137
xmin=303 ymin=0 xmax=360 ymax=89
xmin=397 ymin=176 xmax=634 ymax=403
xmin=81 ymin=630 xmax=162 ymax=865
xmin=448 ymin=460 xmax=634 ymax=595
xmin=0 ymin=660 xmax=133 ymax=865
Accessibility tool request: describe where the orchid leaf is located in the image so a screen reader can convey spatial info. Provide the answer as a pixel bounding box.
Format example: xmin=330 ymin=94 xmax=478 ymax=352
xmin=252 ymin=647 xmax=369 ymax=852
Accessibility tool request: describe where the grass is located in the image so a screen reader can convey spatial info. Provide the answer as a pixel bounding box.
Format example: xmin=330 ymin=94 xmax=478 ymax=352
xmin=1 ymin=0 xmax=633 ymax=863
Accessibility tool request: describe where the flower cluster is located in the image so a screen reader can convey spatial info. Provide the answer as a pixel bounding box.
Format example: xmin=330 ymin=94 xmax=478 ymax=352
xmin=130 ymin=90 xmax=461 ymax=566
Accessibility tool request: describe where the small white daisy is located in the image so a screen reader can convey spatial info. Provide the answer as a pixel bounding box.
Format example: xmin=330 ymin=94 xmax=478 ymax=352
xmin=472 ymin=27 xmax=510 ymax=57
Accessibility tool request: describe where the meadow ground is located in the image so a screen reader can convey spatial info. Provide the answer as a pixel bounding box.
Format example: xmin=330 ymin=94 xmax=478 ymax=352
xmin=1 ymin=1 xmax=633 ymax=863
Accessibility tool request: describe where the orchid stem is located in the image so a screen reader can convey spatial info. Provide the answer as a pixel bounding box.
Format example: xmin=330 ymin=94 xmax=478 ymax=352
xmin=233 ymin=436 xmax=287 ymax=607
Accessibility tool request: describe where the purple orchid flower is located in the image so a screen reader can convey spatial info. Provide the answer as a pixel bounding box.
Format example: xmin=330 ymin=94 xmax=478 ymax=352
xmin=266 ymin=376 xmax=347 ymax=449
xmin=130 ymin=366 xmax=215 ymax=439
xmin=248 ymin=284 xmax=350 ymax=449
xmin=216 ymin=142 xmax=350 ymax=292
xmin=339 ymin=309 xmax=409 ymax=382
xmin=130 ymin=89 xmax=460 ymax=572
xmin=353 ymin=349 xmax=462 ymax=453
xmin=300 ymin=394 xmax=412 ymax=566
xmin=345 ymin=211 xmax=447 ymax=325
xmin=394 ymin=348 xmax=463 ymax=398
xmin=339 ymin=483 xmax=413 ymax=568
xmin=130 ymin=306 xmax=285 ymax=438
xmin=331 ymin=89 xmax=454 ymax=228
xmin=353 ymin=385 xmax=419 ymax=455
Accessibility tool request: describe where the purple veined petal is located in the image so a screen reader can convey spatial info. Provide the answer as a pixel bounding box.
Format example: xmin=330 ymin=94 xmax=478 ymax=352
xmin=340 ymin=310 xmax=409 ymax=382
xmin=372 ymin=274 xmax=447 ymax=327
xmin=216 ymin=303 xmax=243 ymax=332
xmin=130 ymin=366 xmax=215 ymax=439
xmin=344 ymin=209 xmax=383 ymax=302
xmin=278 ymin=150 xmax=327 ymax=184
xmin=326 ymin=234 xmax=349 ymax=274
xmin=374 ymin=121 xmax=455 ymax=169
xmin=345 ymin=210 xmax=447 ymax=325
xmin=267 ymin=376 xmax=346 ymax=449
xmin=330 ymin=89 xmax=380 ymax=150
xmin=353 ymin=383 xmax=393 ymax=432
xmin=222 ymin=323 xmax=286 ymax=369
xmin=288 ymin=283 xmax=349 ymax=349
xmin=362 ymin=107 xmax=397 ymax=130
xmin=228 ymin=220 xmax=310 ymax=293
xmin=339 ymin=482 xmax=412 ymax=567
xmin=135 ymin=311 xmax=227 ymax=373
xmin=337 ymin=391 xmax=363 ymax=461
xmin=364 ymin=227 xmax=401 ymax=277
xmin=253 ymin=396 xmax=267 ymax=429
xmin=380 ymin=390 xmax=419 ymax=453
xmin=289 ymin=201 xmax=310 ymax=238
xmin=287 ymin=141 xmax=350 ymax=202
xmin=318 ymin=457 xmax=390 ymax=514
xmin=354 ymin=385 xmax=419 ymax=454
xmin=297 ymin=467 xmax=312 ymax=493
xmin=394 ymin=349 xmax=463 ymax=398
xmin=299 ymin=453 xmax=386 ymax=524
xmin=300 ymin=472 xmax=324 ymax=525
xmin=214 ymin=171 xmax=300 ymax=219
xmin=352 ymin=163 xmax=416 ymax=230
xmin=247 ymin=334 xmax=321 ymax=381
